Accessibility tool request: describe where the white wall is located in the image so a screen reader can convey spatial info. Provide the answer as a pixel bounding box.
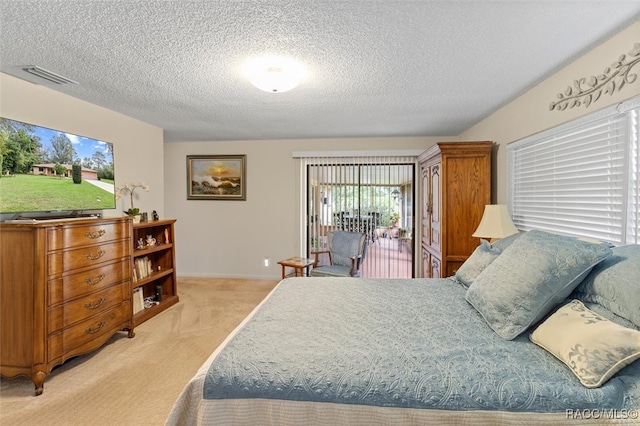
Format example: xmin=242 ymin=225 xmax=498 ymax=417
xmin=0 ymin=73 xmax=164 ymax=217
xmin=164 ymin=137 xmax=447 ymax=279
xmin=460 ymin=19 xmax=640 ymax=203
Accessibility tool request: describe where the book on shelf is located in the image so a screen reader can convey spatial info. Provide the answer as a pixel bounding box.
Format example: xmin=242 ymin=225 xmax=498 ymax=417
xmin=133 ymin=287 xmax=144 ymax=314
xmin=132 ymin=256 xmax=153 ymax=282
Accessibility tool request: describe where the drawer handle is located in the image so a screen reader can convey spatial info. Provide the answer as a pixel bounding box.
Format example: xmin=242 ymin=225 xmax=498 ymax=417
xmin=85 ymin=321 xmax=105 ymax=334
xmin=85 ymin=273 xmax=106 ymax=286
xmin=86 ymin=250 xmax=106 ymax=260
xmin=84 ymin=229 xmax=106 ymax=239
xmin=85 ymin=298 xmax=106 ymax=310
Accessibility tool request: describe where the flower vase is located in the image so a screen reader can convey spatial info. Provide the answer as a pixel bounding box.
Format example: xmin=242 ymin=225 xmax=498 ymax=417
xmin=132 ymin=214 xmax=141 ymax=224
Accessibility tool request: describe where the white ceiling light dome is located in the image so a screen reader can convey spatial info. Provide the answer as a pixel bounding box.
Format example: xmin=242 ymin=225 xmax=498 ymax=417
xmin=242 ymin=55 xmax=306 ymax=93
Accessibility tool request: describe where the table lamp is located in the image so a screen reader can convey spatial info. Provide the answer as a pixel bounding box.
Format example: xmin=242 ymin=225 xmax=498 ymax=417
xmin=472 ymin=204 xmax=519 ymax=242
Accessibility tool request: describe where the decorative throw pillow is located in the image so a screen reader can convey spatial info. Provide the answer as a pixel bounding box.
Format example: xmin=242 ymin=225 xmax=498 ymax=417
xmin=455 ymin=240 xmax=501 ymax=287
xmin=465 ymin=230 xmax=612 ymax=340
xmin=530 ymin=300 xmax=640 ymax=388
xmin=490 ymin=231 xmax=522 ymax=251
xmin=572 ymin=244 xmax=640 ymax=328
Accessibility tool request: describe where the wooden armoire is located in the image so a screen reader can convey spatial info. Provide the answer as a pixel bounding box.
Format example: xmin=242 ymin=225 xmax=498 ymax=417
xmin=418 ymin=141 xmax=493 ymax=278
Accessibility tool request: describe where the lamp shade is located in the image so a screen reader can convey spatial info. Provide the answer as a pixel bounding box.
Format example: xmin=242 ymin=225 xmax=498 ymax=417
xmin=472 ymin=204 xmax=518 ymax=240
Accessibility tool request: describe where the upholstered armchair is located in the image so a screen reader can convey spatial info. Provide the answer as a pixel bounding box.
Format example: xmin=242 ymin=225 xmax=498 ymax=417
xmin=310 ymin=230 xmax=367 ymax=277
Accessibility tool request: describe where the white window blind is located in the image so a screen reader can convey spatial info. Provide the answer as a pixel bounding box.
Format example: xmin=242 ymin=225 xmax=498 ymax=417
xmin=628 ymin=109 xmax=640 ymax=244
xmin=508 ymin=96 xmax=640 ymax=245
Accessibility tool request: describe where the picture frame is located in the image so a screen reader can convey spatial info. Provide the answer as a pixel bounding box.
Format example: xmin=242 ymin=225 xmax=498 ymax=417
xmin=186 ymin=155 xmax=247 ymax=201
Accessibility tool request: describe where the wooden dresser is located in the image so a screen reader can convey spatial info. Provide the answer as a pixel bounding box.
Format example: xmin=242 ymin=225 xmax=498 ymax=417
xmin=0 ymin=217 xmax=134 ymax=395
xmin=418 ymin=142 xmax=492 ymax=278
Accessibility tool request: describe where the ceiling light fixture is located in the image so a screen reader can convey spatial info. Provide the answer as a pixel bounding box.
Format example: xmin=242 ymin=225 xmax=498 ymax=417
xmin=242 ymin=55 xmax=306 ymax=93
xmin=391 ymin=188 xmax=400 ymax=200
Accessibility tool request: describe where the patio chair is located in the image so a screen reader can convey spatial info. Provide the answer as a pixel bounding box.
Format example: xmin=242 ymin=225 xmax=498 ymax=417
xmin=368 ymin=212 xmax=381 ymax=242
xmin=310 ymin=230 xmax=367 ymax=277
xmin=398 ymin=228 xmax=412 ymax=253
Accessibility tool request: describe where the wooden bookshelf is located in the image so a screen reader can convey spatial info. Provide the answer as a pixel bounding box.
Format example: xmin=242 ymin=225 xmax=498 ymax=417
xmin=131 ymin=219 xmax=178 ymax=326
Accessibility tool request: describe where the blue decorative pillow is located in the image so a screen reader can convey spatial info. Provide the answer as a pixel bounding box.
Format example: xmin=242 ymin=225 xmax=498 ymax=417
xmin=572 ymin=244 xmax=640 ymax=328
xmin=465 ymin=230 xmax=613 ymax=340
xmin=455 ymin=240 xmax=501 ymax=287
xmin=490 ymin=231 xmax=522 ymax=251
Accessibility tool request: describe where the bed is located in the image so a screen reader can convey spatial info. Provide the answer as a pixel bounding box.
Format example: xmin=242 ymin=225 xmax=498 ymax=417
xmin=166 ymin=231 xmax=640 ymax=425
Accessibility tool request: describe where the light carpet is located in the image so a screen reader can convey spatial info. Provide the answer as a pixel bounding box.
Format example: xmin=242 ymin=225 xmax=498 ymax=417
xmin=0 ymin=277 xmax=279 ymax=425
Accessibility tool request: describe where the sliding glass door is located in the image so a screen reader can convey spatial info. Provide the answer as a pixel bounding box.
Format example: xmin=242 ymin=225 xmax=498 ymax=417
xmin=305 ymin=158 xmax=415 ymax=278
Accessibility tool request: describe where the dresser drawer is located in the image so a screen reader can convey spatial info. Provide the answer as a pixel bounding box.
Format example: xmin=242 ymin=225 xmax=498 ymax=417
xmin=48 ymin=222 xmax=130 ymax=251
xmin=48 ymin=303 xmax=129 ymax=361
xmin=48 ymin=283 xmax=129 ymax=333
xmin=48 ymin=259 xmax=129 ymax=305
xmin=48 ymin=240 xmax=130 ymax=276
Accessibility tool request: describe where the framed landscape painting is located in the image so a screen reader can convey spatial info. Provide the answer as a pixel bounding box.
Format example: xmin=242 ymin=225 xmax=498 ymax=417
xmin=186 ymin=155 xmax=246 ymax=201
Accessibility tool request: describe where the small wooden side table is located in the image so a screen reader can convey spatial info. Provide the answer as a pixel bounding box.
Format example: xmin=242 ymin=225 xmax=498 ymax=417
xmin=278 ymin=257 xmax=315 ymax=279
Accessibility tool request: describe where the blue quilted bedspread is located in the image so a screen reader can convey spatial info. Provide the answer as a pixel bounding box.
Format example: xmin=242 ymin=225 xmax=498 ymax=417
xmin=203 ymin=277 xmax=640 ymax=412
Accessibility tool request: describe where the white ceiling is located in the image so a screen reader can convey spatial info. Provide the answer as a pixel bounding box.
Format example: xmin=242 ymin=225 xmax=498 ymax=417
xmin=1 ymin=1 xmax=639 ymax=143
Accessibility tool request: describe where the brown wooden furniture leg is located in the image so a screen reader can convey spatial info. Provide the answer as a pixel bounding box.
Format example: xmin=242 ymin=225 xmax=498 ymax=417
xmin=32 ymin=370 xmax=46 ymax=396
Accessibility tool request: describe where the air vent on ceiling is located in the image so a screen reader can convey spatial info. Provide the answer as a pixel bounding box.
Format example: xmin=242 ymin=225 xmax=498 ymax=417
xmin=23 ymin=66 xmax=78 ymax=85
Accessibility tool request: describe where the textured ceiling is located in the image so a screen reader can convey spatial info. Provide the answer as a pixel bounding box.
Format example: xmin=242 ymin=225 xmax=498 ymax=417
xmin=1 ymin=1 xmax=639 ymax=143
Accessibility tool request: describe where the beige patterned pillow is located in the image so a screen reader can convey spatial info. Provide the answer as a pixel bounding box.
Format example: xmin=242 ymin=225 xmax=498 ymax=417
xmin=530 ymin=299 xmax=640 ymax=388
